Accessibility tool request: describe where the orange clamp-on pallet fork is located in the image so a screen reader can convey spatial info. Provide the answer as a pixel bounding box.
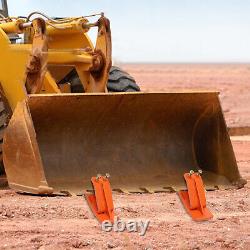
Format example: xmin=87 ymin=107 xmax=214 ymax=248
xmin=178 ymin=170 xmax=213 ymax=221
xmin=85 ymin=174 xmax=115 ymax=223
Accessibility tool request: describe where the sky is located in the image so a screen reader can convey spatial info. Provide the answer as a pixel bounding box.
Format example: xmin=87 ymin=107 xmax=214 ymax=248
xmin=6 ymin=0 xmax=250 ymax=63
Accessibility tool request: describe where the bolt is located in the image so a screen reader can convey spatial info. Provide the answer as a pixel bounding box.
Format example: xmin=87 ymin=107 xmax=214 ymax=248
xmin=198 ymin=170 xmax=203 ymax=175
xmin=189 ymin=170 xmax=194 ymax=176
xmin=96 ymin=174 xmax=102 ymax=180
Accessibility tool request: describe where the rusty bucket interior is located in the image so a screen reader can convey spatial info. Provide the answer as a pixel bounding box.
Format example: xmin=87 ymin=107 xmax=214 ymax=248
xmin=3 ymin=92 xmax=245 ymax=195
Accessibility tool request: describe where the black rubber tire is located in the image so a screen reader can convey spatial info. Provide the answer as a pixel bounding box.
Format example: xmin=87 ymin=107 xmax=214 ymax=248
xmin=107 ymin=66 xmax=140 ymax=92
xmin=62 ymin=66 xmax=140 ymax=93
xmin=0 ymin=99 xmax=8 ymax=174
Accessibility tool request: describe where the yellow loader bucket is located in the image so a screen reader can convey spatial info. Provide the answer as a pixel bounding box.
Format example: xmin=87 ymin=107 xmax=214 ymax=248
xmin=3 ymin=92 xmax=246 ymax=195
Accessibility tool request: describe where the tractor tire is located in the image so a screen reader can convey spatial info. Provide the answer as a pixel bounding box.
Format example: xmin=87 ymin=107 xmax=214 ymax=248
xmin=65 ymin=66 xmax=140 ymax=93
xmin=107 ymin=66 xmax=140 ymax=92
xmin=0 ymin=99 xmax=8 ymax=174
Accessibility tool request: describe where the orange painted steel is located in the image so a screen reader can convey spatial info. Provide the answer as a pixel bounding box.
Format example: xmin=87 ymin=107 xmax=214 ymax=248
xmin=179 ymin=171 xmax=213 ymax=221
xmin=85 ymin=175 xmax=114 ymax=223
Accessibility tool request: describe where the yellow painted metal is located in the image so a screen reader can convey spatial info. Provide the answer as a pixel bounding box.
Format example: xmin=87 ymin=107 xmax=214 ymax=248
xmin=0 ymin=28 xmax=29 ymax=111
xmin=0 ymin=18 xmax=96 ymax=112
xmin=47 ymin=24 xmax=94 ymax=82
xmin=0 ymin=19 xmax=25 ymax=34
xmin=46 ymin=19 xmax=89 ymax=36
xmin=42 ymin=72 xmax=61 ymax=94
xmin=48 ymin=31 xmax=94 ymax=88
xmin=84 ymin=17 xmax=112 ymax=93
xmin=48 ymin=28 xmax=93 ymax=50
xmin=47 ymin=50 xmax=93 ymax=65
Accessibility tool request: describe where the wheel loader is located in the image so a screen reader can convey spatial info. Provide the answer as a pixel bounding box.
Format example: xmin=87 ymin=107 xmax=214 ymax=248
xmin=0 ymin=0 xmax=246 ymax=195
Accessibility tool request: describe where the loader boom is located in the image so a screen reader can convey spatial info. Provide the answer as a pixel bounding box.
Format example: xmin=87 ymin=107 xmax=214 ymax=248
xmin=0 ymin=13 xmax=111 ymax=111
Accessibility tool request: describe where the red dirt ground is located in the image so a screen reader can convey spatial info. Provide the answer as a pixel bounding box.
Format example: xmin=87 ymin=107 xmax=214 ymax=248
xmin=0 ymin=64 xmax=249 ymax=250
xmin=123 ymin=63 xmax=250 ymax=128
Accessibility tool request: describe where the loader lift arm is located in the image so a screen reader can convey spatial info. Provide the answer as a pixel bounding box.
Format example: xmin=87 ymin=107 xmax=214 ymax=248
xmin=0 ymin=13 xmax=112 ymax=110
